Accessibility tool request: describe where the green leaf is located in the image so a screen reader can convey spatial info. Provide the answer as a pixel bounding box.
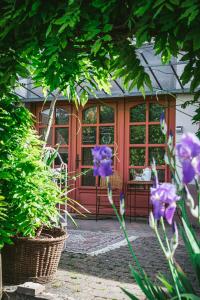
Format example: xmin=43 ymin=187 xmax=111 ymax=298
xmin=46 ymin=23 xmax=52 ymax=37
xmin=193 ymin=35 xmax=200 ymax=51
xmin=121 ymin=287 xmax=140 ymax=300
xmin=103 ymin=24 xmax=113 ymax=32
xmin=29 ymin=0 xmax=41 ymax=16
xmin=91 ymin=39 xmax=102 ymax=55
xmin=182 ymin=218 xmax=200 ymax=254
xmin=170 ymin=294 xmax=200 ymax=300
xmin=139 ymin=86 xmax=146 ymax=98
xmin=157 ymin=274 xmax=175 ymax=294
xmin=16 ymin=65 xmax=30 ymax=78
xmin=103 ymin=34 xmax=112 ymax=41
xmin=175 ymin=263 xmax=195 ymax=294
xmin=54 ymin=14 xmax=68 ymax=25
xmin=80 ymin=90 xmax=88 ymax=107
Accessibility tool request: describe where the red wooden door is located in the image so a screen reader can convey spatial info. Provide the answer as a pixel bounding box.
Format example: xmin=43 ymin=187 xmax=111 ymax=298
xmin=75 ymin=101 xmax=119 ymax=213
xmin=34 ymin=96 xmax=175 ymax=217
xmin=124 ymin=97 xmax=175 ymax=216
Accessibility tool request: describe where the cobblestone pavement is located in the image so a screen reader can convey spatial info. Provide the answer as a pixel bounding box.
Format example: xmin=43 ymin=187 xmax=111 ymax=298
xmin=45 ymin=219 xmax=199 ymax=300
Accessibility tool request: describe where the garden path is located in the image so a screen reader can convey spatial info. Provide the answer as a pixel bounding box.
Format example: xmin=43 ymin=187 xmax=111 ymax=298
xmin=45 ymin=219 xmax=197 ymax=300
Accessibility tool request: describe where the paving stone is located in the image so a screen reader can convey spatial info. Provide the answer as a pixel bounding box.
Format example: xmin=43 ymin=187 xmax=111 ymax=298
xmin=44 ymin=220 xmax=200 ymax=299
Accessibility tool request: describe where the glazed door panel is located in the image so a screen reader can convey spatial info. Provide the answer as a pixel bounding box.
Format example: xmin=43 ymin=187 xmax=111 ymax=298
xmin=124 ymin=98 xmax=175 ymax=216
xmin=75 ymin=102 xmax=119 ymax=213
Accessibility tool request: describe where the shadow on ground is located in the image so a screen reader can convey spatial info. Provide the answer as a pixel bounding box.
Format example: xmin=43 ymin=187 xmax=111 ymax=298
xmin=59 ymin=236 xmax=198 ymax=291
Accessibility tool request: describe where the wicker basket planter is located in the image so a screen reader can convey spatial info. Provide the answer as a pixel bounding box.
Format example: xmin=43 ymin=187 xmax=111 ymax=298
xmin=2 ymin=227 xmax=67 ymax=285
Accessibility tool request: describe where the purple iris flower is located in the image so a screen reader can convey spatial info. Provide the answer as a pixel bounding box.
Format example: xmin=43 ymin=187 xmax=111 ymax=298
xmin=176 ymin=133 xmax=200 ymax=183
xmin=150 ymin=183 xmax=180 ymax=224
xmin=91 ymin=146 xmax=113 ymax=177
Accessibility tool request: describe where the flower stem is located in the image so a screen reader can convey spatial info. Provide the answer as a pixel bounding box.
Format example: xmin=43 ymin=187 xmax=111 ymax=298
xmin=155 ymin=219 xmax=181 ymax=300
xmin=111 ymin=202 xmax=144 ymax=275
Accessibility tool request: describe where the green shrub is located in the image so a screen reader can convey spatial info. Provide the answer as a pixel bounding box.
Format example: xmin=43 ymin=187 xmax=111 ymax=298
xmin=0 ymin=97 xmax=62 ymax=248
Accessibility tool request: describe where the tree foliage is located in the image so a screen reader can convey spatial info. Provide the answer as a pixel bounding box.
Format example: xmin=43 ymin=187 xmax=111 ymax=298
xmin=0 ymin=0 xmax=200 ymax=106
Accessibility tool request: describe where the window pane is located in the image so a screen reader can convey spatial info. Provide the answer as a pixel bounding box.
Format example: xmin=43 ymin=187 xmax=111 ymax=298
xmin=55 ymin=128 xmax=69 ymax=145
xmin=149 ymin=103 xmax=164 ymax=122
xmin=56 ymin=107 xmax=69 ymax=124
xmin=82 ymin=148 xmax=93 ymax=165
xmin=81 ymin=168 xmax=96 ymax=186
xmin=149 ymin=147 xmax=165 ymax=165
xmin=99 ymin=126 xmax=114 ymax=144
xmin=130 ymin=104 xmax=146 ymax=122
xmin=129 ymin=169 xmax=143 ymax=180
xmin=40 ymin=109 xmax=50 ymax=125
xmin=149 ymin=125 xmax=165 ymax=144
xmin=55 ymin=148 xmax=68 ymax=165
xmin=82 ymin=127 xmax=96 ymax=144
xmin=83 ymin=107 xmax=97 ymax=124
xmin=130 ymin=148 xmax=145 ymax=166
xmin=130 ymin=126 xmax=145 ymax=144
xmin=39 ymin=128 xmax=52 ymax=145
xmin=100 ymin=106 xmax=114 ymax=123
xmin=157 ymin=169 xmax=165 ymax=182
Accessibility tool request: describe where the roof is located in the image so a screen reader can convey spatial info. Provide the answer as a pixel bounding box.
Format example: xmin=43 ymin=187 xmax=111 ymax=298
xmin=15 ymin=44 xmax=190 ymax=102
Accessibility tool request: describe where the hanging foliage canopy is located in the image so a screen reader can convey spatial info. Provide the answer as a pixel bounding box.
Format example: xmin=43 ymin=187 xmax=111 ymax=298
xmin=0 ymin=0 xmax=200 ymax=106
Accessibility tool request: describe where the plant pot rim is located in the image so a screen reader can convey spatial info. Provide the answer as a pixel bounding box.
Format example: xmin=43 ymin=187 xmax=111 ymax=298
xmin=12 ymin=226 xmax=68 ymax=244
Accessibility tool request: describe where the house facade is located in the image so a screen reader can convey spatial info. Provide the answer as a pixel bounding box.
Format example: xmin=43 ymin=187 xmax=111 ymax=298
xmin=18 ymin=47 xmax=199 ymax=217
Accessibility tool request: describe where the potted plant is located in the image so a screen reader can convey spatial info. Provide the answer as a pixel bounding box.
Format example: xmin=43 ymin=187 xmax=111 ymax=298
xmin=0 ymin=97 xmax=67 ymax=284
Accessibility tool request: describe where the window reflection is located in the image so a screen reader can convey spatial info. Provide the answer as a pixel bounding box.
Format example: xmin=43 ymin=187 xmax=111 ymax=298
xmin=56 ymin=107 xmax=69 ymax=125
xmin=81 ymin=168 xmax=95 ymax=186
xmin=130 ymin=104 xmax=146 ymax=122
xmin=129 ymin=169 xmax=143 ymax=180
xmin=149 ymin=103 xmax=164 ymax=122
xmin=83 ymin=107 xmax=97 ymax=124
xmin=130 ymin=148 xmax=145 ymax=166
xmin=40 ymin=109 xmax=50 ymax=125
xmin=39 ymin=128 xmax=52 ymax=145
xmin=99 ymin=126 xmax=114 ymax=144
xmin=149 ymin=147 xmax=165 ymax=165
xmin=55 ymin=128 xmax=69 ymax=145
xmin=149 ymin=125 xmax=165 ymax=144
xmin=130 ymin=126 xmax=145 ymax=144
xmin=82 ymin=148 xmax=93 ymax=165
xmin=157 ymin=169 xmax=165 ymax=182
xmin=82 ymin=127 xmax=96 ymax=144
xmin=55 ymin=148 xmax=68 ymax=165
xmin=100 ymin=106 xmax=114 ymax=123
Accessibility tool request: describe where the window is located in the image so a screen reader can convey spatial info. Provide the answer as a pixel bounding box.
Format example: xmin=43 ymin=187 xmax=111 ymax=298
xmin=129 ymin=102 xmax=166 ymax=182
xmin=38 ymin=106 xmax=70 ymax=166
xmin=81 ymin=104 xmax=115 ymax=186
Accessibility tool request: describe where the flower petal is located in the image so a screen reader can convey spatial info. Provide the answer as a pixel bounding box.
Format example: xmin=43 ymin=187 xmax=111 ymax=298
xmin=182 ymin=160 xmax=195 ymax=184
xmin=153 ymin=200 xmax=165 ymax=220
xmin=165 ymin=203 xmax=176 ymax=224
xmin=98 ymin=160 xmax=113 ymax=177
xmin=192 ymin=155 xmax=200 ymax=176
